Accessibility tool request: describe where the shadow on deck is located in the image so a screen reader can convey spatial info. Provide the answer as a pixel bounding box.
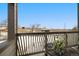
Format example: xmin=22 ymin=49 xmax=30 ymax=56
xmin=0 ymin=40 xmax=16 ymax=56
xmin=47 ymin=46 xmax=79 ymax=56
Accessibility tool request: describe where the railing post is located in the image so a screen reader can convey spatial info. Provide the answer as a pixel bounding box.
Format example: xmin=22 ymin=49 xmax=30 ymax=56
xmin=44 ymin=33 xmax=47 ymax=56
xmin=42 ymin=30 xmax=49 ymax=56
xmin=78 ymin=34 xmax=79 ymax=49
xmin=64 ymin=33 xmax=68 ymax=52
xmin=78 ymin=3 xmax=79 ymax=49
xmin=8 ymin=3 xmax=17 ymax=56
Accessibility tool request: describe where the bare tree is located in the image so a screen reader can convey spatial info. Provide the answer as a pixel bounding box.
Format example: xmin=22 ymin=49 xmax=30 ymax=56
xmin=0 ymin=19 xmax=7 ymax=36
xmin=72 ymin=26 xmax=77 ymax=31
xmin=0 ymin=19 xmax=7 ymax=27
xmin=31 ymin=24 xmax=40 ymax=32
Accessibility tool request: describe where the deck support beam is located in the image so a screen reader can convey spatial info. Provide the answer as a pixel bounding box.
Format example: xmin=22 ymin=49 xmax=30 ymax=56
xmin=44 ymin=30 xmax=49 ymax=56
xmin=7 ymin=3 xmax=17 ymax=56
xmin=8 ymin=3 xmax=17 ymax=41
xmin=78 ymin=3 xmax=79 ymax=49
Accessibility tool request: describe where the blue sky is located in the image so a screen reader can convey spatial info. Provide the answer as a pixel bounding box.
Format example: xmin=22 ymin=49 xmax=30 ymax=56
xmin=0 ymin=3 xmax=77 ymax=29
xmin=0 ymin=3 xmax=7 ymax=22
xmin=18 ymin=3 xmax=77 ymax=29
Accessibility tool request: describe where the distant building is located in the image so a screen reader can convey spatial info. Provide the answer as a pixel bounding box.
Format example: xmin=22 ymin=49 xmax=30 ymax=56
xmin=49 ymin=29 xmax=67 ymax=32
xmin=0 ymin=26 xmax=7 ymax=36
xmin=0 ymin=26 xmax=7 ymax=40
xmin=1 ymin=26 xmax=77 ymax=34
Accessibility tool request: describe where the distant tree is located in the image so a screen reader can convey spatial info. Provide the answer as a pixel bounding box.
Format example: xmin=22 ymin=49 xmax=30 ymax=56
xmin=30 ymin=24 xmax=48 ymax=32
xmin=72 ymin=27 xmax=77 ymax=31
xmin=0 ymin=19 xmax=7 ymax=36
xmin=0 ymin=19 xmax=7 ymax=27
xmin=31 ymin=24 xmax=41 ymax=32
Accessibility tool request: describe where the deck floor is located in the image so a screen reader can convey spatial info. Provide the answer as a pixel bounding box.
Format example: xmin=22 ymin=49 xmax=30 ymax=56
xmin=21 ymin=46 xmax=79 ymax=56
xmin=0 ymin=41 xmax=79 ymax=56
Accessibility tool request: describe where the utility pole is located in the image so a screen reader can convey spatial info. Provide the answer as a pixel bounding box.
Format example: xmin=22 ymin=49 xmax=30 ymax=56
xmin=64 ymin=23 xmax=66 ymax=31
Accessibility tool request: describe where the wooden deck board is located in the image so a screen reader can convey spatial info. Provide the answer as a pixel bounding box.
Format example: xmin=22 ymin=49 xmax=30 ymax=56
xmin=47 ymin=47 xmax=79 ymax=56
xmin=0 ymin=40 xmax=16 ymax=56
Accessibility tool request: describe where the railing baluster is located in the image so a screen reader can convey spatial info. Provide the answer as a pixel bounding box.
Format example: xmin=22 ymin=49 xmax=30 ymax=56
xmin=36 ymin=35 xmax=38 ymax=51
xmin=32 ymin=35 xmax=34 ymax=53
xmin=34 ymin=35 xmax=35 ymax=52
xmin=38 ymin=35 xmax=40 ymax=51
xmin=43 ymin=34 xmax=45 ymax=51
xmin=44 ymin=34 xmax=48 ymax=56
xmin=22 ymin=35 xmax=24 ymax=55
xmin=37 ymin=35 xmax=39 ymax=51
xmin=47 ymin=35 xmax=49 ymax=43
xmin=78 ymin=32 xmax=79 ymax=49
xmin=25 ymin=35 xmax=27 ymax=54
xmin=40 ymin=35 xmax=42 ymax=51
xmin=28 ymin=35 xmax=29 ymax=54
xmin=17 ymin=36 xmax=21 ymax=55
xmin=34 ymin=35 xmax=36 ymax=52
xmin=19 ymin=36 xmax=21 ymax=56
xmin=19 ymin=36 xmax=22 ymax=55
xmin=40 ymin=35 xmax=43 ymax=51
xmin=35 ymin=35 xmax=37 ymax=52
xmin=21 ymin=36 xmax=23 ymax=55
xmin=54 ymin=34 xmax=55 ymax=41
xmin=30 ymin=35 xmax=32 ymax=53
xmin=49 ymin=34 xmax=51 ymax=43
xmin=39 ymin=35 xmax=41 ymax=51
xmin=73 ymin=33 xmax=74 ymax=45
xmin=31 ymin=35 xmax=32 ymax=53
xmin=50 ymin=34 xmax=53 ymax=43
xmin=23 ymin=35 xmax=26 ymax=55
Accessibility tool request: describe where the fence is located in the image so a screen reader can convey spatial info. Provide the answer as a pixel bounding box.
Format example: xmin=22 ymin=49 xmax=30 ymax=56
xmin=16 ymin=31 xmax=79 ymax=56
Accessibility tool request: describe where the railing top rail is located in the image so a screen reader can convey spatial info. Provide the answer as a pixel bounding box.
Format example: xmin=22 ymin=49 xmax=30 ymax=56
xmin=16 ymin=31 xmax=79 ymax=36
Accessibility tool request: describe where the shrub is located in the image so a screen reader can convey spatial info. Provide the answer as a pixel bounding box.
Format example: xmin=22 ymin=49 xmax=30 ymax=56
xmin=53 ymin=39 xmax=65 ymax=56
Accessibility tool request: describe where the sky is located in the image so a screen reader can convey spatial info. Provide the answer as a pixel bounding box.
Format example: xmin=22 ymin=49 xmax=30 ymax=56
xmin=0 ymin=3 xmax=7 ymax=23
xmin=18 ymin=3 xmax=77 ymax=29
xmin=0 ymin=3 xmax=77 ymax=29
